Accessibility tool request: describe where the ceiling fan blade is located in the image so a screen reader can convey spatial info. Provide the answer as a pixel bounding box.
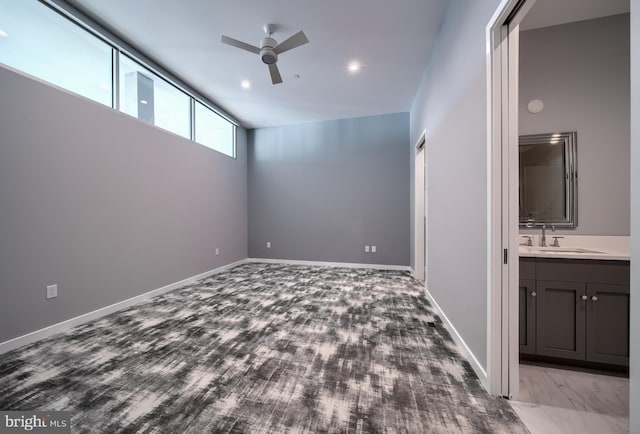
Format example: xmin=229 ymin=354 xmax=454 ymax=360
xmin=220 ymin=35 xmax=260 ymax=54
xmin=273 ymin=30 xmax=309 ymax=54
xmin=268 ymin=63 xmax=283 ymax=84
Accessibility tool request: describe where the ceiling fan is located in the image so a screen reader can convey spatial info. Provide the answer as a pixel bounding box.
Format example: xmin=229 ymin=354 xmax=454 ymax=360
xmin=221 ymin=24 xmax=309 ymax=85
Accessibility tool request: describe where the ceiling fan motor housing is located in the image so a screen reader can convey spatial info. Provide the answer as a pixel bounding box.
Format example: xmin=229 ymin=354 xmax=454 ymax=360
xmin=260 ymin=37 xmax=278 ymax=64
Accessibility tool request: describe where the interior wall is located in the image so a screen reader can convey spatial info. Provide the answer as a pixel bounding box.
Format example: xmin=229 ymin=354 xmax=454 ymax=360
xmin=629 ymin=0 xmax=638 ymax=432
xmin=519 ymin=14 xmax=630 ymax=236
xmin=410 ymin=0 xmax=503 ymax=371
xmin=0 ymin=65 xmax=248 ymax=343
xmin=248 ymin=113 xmax=410 ymax=266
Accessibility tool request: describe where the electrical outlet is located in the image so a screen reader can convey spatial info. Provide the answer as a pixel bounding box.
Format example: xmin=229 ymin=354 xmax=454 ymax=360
xmin=46 ymin=284 xmax=58 ymax=300
xmin=365 ymin=245 xmax=370 ymax=253
xmin=215 ymin=248 xmax=220 ymax=256
xmin=266 ymin=242 xmax=271 ymax=248
xmin=371 ymin=246 xmax=377 ymax=253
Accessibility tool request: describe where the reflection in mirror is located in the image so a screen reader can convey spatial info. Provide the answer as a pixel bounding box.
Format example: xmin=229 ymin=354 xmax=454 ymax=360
xmin=519 ymin=132 xmax=577 ymax=228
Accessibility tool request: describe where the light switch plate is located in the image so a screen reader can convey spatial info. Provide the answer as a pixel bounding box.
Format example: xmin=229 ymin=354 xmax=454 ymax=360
xmin=371 ymin=246 xmax=377 ymax=253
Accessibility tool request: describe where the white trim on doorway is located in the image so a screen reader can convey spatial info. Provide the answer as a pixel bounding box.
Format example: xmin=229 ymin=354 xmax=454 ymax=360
xmin=486 ymin=0 xmax=537 ymax=399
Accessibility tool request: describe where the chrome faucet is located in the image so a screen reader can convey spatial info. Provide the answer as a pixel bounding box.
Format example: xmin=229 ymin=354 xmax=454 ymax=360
xmin=540 ymin=224 xmax=547 ymax=247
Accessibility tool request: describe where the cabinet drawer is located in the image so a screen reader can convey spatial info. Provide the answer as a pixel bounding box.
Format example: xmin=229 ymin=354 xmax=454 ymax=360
xmin=536 ymin=259 xmax=629 ymax=284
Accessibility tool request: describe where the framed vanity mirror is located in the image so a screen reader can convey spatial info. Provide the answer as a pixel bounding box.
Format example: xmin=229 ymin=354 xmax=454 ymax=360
xmin=519 ymin=131 xmax=578 ymax=228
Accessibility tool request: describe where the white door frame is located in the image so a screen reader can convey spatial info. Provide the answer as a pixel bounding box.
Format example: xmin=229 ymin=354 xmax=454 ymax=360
xmin=486 ymin=0 xmax=536 ymax=398
xmin=414 ymin=130 xmax=427 ymax=282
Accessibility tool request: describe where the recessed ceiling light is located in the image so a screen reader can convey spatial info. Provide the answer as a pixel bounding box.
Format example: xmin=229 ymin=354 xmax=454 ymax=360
xmin=241 ymin=80 xmax=251 ymax=89
xmin=348 ymin=61 xmax=360 ymax=73
xmin=140 ymin=99 xmax=148 ymax=105
xmin=0 ymin=30 xmax=8 ymax=37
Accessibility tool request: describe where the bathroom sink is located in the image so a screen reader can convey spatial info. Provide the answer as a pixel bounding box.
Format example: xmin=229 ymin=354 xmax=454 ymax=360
xmin=536 ymin=247 xmax=605 ymax=254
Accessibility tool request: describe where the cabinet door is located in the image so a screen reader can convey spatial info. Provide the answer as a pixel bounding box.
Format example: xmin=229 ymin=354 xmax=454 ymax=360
xmin=536 ymin=280 xmax=586 ymax=360
xmin=519 ymin=279 xmax=536 ymax=355
xmin=586 ymin=283 xmax=630 ymax=366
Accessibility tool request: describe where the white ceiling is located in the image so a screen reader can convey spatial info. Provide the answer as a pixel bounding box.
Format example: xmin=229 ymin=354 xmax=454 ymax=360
xmin=66 ymin=0 xmax=449 ymax=128
xmin=520 ymin=0 xmax=629 ymax=30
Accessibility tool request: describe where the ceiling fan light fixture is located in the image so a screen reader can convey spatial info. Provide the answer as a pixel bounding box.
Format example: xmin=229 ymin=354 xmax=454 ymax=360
xmin=260 ymin=48 xmax=278 ymax=65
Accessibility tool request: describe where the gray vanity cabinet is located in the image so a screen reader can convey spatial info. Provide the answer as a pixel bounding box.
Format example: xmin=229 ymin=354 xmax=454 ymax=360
xmin=519 ymin=259 xmax=536 ymax=355
xmin=519 ymin=258 xmax=630 ymax=367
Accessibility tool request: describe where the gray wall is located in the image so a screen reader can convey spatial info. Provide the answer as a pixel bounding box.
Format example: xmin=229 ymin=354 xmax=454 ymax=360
xmin=248 ymin=113 xmax=410 ymax=266
xmin=0 ymin=66 xmax=248 ymax=343
xmin=519 ymin=14 xmax=630 ymax=236
xmin=630 ymin=0 xmax=638 ymax=431
xmin=410 ymin=0 xmax=501 ymax=370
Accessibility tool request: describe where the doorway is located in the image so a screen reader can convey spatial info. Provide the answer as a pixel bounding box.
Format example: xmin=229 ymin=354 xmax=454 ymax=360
xmin=414 ymin=131 xmax=427 ymax=282
xmin=488 ymin=2 xmax=631 ymax=428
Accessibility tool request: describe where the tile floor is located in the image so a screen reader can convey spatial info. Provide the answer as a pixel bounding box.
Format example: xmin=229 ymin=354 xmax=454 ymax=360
xmin=510 ymin=363 xmax=629 ymax=433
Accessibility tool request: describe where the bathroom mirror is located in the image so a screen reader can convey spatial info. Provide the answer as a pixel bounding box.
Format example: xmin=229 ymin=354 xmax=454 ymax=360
xmin=519 ymin=131 xmax=577 ymax=228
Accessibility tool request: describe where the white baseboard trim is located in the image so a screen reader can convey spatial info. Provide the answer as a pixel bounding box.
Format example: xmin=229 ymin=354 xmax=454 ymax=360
xmin=247 ymin=258 xmax=412 ymax=272
xmin=0 ymin=259 xmax=248 ymax=355
xmin=424 ymin=288 xmax=489 ymax=390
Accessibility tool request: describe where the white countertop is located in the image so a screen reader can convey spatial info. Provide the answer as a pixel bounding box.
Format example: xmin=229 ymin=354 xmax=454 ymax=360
xmin=518 ymin=235 xmax=630 ymax=261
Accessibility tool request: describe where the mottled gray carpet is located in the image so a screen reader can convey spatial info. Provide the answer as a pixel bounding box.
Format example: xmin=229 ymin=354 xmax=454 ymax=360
xmin=0 ymin=263 xmax=527 ymax=433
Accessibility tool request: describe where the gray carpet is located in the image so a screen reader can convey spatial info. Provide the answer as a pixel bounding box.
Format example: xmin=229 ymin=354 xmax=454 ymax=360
xmin=0 ymin=263 xmax=527 ymax=433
